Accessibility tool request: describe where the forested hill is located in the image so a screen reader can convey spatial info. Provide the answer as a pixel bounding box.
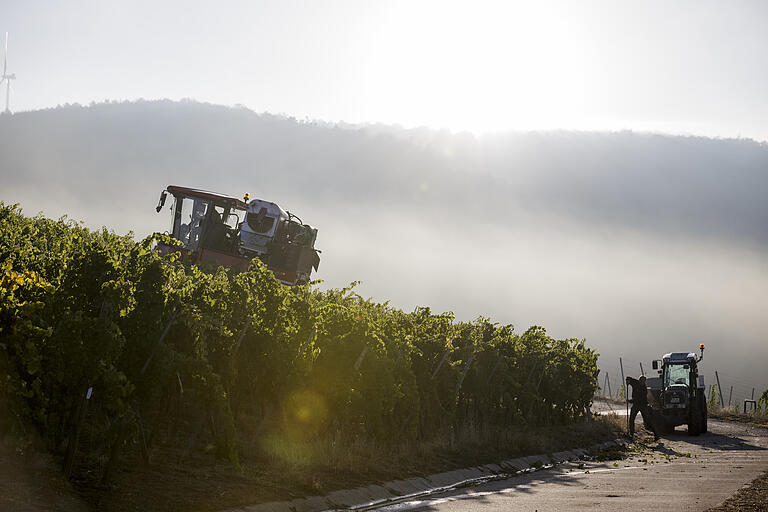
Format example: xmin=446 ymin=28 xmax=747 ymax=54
xmin=1 ymin=100 xmax=766 ymax=249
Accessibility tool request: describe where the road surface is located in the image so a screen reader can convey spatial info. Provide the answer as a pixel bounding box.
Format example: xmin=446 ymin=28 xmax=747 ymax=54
xmin=373 ymin=406 xmax=768 ymax=511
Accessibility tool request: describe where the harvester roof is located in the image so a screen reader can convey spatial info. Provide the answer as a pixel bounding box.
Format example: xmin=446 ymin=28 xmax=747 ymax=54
xmin=166 ymin=185 xmax=248 ymax=210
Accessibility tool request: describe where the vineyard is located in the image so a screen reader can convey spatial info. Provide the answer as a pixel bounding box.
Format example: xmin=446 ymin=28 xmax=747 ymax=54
xmin=0 ymin=202 xmax=600 ymax=491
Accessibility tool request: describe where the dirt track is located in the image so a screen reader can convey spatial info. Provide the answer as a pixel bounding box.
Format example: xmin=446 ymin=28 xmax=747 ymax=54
xmin=373 ymin=406 xmax=768 ymax=511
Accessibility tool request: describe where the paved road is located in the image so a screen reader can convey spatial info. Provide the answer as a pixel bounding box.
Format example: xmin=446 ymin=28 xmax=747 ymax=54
xmin=374 ymin=410 xmax=768 ymax=511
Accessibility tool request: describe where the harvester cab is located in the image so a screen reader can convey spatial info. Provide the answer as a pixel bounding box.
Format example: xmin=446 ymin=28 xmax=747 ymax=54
xmin=648 ymin=344 xmax=707 ymax=435
xmin=154 ymin=185 xmax=319 ymax=285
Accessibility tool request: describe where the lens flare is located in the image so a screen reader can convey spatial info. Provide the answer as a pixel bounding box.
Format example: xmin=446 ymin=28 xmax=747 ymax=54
xmin=284 ymin=389 xmax=329 ymax=440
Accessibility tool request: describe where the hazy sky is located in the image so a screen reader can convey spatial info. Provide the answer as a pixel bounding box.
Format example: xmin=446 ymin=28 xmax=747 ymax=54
xmin=3 ymin=0 xmax=768 ymax=139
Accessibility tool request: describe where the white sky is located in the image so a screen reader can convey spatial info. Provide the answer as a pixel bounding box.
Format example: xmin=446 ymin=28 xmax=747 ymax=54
xmin=3 ymin=0 xmax=768 ymax=139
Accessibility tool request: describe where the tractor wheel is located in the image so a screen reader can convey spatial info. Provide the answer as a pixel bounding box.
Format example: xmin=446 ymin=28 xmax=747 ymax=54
xmin=701 ymin=397 xmax=708 ymax=433
xmin=688 ymin=420 xmax=700 ymax=436
xmin=688 ymin=406 xmax=702 ymax=436
xmin=657 ymin=418 xmax=674 ymax=435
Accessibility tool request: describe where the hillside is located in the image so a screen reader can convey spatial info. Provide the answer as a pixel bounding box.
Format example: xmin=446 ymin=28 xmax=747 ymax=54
xmin=2 ymin=100 xmax=767 ymax=244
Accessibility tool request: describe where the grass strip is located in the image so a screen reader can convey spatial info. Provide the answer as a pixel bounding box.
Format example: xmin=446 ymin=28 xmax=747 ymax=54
xmin=81 ymin=416 xmax=625 ymax=511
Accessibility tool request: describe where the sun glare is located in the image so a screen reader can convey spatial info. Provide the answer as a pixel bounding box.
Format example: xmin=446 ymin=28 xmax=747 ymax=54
xmin=357 ymin=1 xmax=590 ymax=133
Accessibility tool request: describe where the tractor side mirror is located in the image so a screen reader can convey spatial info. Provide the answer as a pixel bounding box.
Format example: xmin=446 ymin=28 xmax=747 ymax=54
xmin=652 ymin=360 xmax=659 ymax=370
xmin=156 ymin=191 xmax=168 ymax=213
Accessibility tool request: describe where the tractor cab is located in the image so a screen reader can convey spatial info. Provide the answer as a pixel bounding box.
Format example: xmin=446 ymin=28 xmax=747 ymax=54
xmin=154 ymin=185 xmax=320 ymax=284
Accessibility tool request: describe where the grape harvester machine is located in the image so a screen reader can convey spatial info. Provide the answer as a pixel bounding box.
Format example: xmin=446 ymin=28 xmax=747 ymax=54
xmin=154 ymin=185 xmax=320 ymax=285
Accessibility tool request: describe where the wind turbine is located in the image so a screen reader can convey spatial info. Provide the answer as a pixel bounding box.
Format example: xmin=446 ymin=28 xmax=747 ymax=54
xmin=1 ymin=32 xmax=17 ymax=114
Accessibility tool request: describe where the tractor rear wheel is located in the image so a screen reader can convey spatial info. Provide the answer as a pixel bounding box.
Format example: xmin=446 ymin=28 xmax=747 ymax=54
xmin=688 ymin=405 xmax=703 ymax=436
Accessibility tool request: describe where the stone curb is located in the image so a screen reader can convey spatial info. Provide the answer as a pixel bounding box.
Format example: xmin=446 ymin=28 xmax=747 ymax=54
xmin=223 ymin=438 xmax=630 ymax=512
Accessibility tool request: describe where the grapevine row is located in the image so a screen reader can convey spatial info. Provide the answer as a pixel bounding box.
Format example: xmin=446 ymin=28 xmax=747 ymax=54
xmin=0 ymin=202 xmax=599 ymax=476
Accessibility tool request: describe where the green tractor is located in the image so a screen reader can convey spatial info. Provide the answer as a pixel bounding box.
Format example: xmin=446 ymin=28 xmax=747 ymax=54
xmin=647 ymin=344 xmax=707 ymax=436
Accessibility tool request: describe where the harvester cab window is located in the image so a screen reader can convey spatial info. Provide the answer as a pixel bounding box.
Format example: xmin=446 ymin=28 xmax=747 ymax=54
xmin=199 ymin=205 xmax=240 ymax=252
xmin=174 ymin=197 xmax=210 ymax=251
xmin=217 ymin=206 xmax=240 ymax=230
xmin=664 ymin=364 xmax=690 ymax=387
xmin=164 ymin=196 xmax=175 ymax=235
